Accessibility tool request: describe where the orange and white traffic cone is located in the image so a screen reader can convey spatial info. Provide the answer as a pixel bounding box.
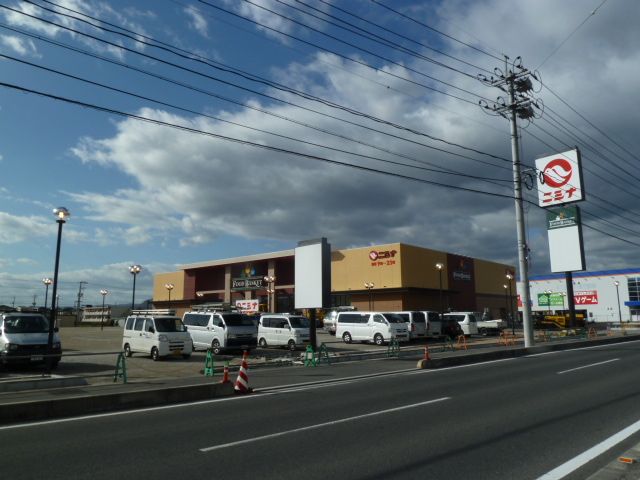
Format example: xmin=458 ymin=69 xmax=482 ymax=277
xmin=234 ymin=351 xmax=253 ymax=394
xmin=220 ymin=362 xmax=231 ymax=383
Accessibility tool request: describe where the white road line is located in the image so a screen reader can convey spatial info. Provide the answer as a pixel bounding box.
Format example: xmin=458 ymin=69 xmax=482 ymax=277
xmin=536 ymin=418 xmax=640 ymax=479
xmin=557 ymin=358 xmax=619 ymax=374
xmin=199 ymin=397 xmax=451 ymax=452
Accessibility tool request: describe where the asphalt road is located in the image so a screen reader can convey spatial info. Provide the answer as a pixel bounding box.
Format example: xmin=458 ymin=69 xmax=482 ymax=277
xmin=3 ymin=340 xmax=640 ymax=479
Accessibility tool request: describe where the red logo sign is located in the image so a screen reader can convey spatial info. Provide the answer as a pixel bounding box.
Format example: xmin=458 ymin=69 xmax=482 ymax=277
xmin=543 ymin=158 xmax=573 ymax=188
xmin=369 ymin=250 xmax=397 ymax=261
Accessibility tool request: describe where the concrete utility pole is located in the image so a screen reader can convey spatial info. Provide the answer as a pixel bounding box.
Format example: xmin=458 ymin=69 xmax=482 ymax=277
xmin=75 ymin=281 xmax=87 ymax=326
xmin=479 ymin=56 xmax=539 ymax=347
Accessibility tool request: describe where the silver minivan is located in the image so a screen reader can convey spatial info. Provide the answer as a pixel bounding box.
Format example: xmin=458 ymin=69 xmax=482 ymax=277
xmin=123 ymin=310 xmax=193 ymax=361
xmin=182 ymin=309 xmax=257 ymax=354
xmin=336 ymin=311 xmax=409 ymax=345
xmin=392 ymin=311 xmax=427 ymax=340
xmin=0 ymin=312 xmax=62 ymax=369
xmin=258 ymin=314 xmax=310 ymax=351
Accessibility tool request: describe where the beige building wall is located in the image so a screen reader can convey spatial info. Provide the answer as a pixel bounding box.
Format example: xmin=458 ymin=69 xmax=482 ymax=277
xmin=153 ymin=272 xmax=186 ymax=302
xmin=399 ymin=244 xmax=449 ymax=290
xmin=331 ymin=243 xmax=404 ymax=292
xmin=474 ymin=259 xmax=515 ymax=295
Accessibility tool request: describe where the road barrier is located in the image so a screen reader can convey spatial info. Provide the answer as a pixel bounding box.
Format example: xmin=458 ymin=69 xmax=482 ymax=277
xmin=304 ymin=345 xmax=317 ymax=367
xmin=457 ymin=335 xmax=469 ymax=351
xmin=424 ymin=346 xmax=430 ymax=360
xmin=497 ymin=332 xmax=516 ymax=346
xmin=113 ymin=352 xmax=127 ymax=384
xmin=387 ymin=339 xmax=401 ymax=357
xmin=317 ymin=343 xmax=331 ymax=365
xmin=537 ymin=330 xmax=550 ymax=342
xmin=204 ymin=349 xmax=214 ymax=376
xmin=234 ymin=350 xmax=253 ymax=394
xmin=220 ymin=362 xmax=231 ymax=383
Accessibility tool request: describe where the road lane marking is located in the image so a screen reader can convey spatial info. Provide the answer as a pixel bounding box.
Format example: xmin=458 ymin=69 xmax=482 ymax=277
xmin=199 ymin=397 xmax=451 ymax=452
xmin=536 ymin=418 xmax=640 ymax=479
xmin=557 ymin=358 xmax=619 ymax=374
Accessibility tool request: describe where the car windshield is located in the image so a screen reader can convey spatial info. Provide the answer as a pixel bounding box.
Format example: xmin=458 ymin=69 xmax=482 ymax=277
xmin=289 ymin=317 xmax=309 ymax=328
xmin=223 ymin=314 xmax=255 ymax=327
xmin=2 ymin=315 xmax=50 ymax=334
xmin=154 ymin=317 xmax=185 ymax=332
xmin=382 ymin=313 xmax=405 ymax=323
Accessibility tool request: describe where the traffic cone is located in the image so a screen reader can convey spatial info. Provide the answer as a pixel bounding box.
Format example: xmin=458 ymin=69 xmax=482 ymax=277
xmin=234 ymin=351 xmax=253 ymax=394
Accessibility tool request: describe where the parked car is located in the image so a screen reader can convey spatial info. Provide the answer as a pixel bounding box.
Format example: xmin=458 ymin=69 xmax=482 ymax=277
xmin=123 ymin=310 xmax=192 ymax=361
xmin=182 ymin=307 xmax=257 ymax=354
xmin=440 ymin=317 xmax=464 ymax=339
xmin=258 ymin=314 xmax=309 ymax=351
xmin=323 ymin=306 xmax=358 ymax=335
xmin=442 ymin=312 xmax=479 ymax=335
xmin=0 ymin=312 xmax=62 ymax=368
xmin=336 ymin=311 xmax=409 ymax=345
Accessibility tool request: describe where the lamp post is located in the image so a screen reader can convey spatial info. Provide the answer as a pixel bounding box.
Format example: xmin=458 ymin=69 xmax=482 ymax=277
xmin=561 ymin=292 xmax=567 ymax=312
xmin=436 ymin=263 xmax=445 ymax=319
xmin=43 ymin=278 xmax=52 ymax=315
xmin=166 ymin=284 xmax=174 ymax=310
xmin=543 ymin=290 xmax=553 ymax=314
xmin=364 ymin=282 xmax=375 ymax=310
xmin=264 ymin=276 xmax=276 ymax=313
xmin=506 ymin=273 xmax=514 ymax=334
xmin=47 ymin=207 xmax=70 ymax=374
xmin=503 ymin=283 xmax=509 ymax=325
xmin=129 ymin=265 xmax=142 ymax=311
xmin=614 ymin=281 xmax=623 ymax=326
xmin=100 ymin=290 xmax=108 ymax=331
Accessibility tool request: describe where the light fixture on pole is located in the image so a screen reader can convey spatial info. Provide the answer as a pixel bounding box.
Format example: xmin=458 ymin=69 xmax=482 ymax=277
xmin=264 ymin=276 xmax=276 ymax=313
xmin=129 ymin=265 xmax=142 ymax=311
xmin=364 ymin=282 xmax=375 ymax=310
xmin=503 ymin=284 xmax=509 ymax=325
xmin=100 ymin=290 xmax=108 ymax=331
xmin=506 ymin=273 xmax=514 ymax=334
xmin=43 ymin=278 xmax=52 ymax=315
xmin=561 ymin=292 xmax=567 ymax=311
xmin=614 ymin=281 xmax=623 ymax=326
xmin=166 ymin=284 xmax=174 ymax=310
xmin=543 ymin=290 xmax=553 ymax=314
xmin=436 ymin=263 xmax=445 ymax=319
xmin=47 ymin=207 xmax=70 ymax=374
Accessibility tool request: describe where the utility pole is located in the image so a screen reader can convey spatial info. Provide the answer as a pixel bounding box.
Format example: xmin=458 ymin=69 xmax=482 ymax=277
xmin=479 ymin=56 xmax=539 ymax=347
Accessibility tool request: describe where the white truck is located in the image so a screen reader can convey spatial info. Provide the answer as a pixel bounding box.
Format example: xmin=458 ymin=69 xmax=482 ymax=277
xmin=443 ymin=312 xmax=507 ymax=336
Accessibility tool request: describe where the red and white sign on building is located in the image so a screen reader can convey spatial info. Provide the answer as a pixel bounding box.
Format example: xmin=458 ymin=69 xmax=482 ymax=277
xmin=574 ymin=291 xmax=598 ymax=305
xmin=236 ymin=300 xmax=259 ymax=313
xmin=536 ymin=148 xmax=585 ymax=207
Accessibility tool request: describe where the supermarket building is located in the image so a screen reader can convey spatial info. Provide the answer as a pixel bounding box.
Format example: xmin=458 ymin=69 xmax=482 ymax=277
xmin=153 ymin=242 xmax=517 ymax=320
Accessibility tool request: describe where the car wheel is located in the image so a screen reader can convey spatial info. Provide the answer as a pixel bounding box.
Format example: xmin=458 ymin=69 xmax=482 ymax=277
xmin=151 ymin=347 xmax=160 ymax=361
xmin=124 ymin=344 xmax=132 ymax=357
xmin=211 ymin=340 xmax=222 ymax=355
xmin=342 ymin=332 xmax=352 ymax=344
xmin=480 ymin=327 xmax=489 ymax=336
xmin=374 ymin=333 xmax=384 ymax=346
xmin=287 ymin=340 xmax=297 ymax=351
xmin=259 ymin=338 xmax=267 ymax=348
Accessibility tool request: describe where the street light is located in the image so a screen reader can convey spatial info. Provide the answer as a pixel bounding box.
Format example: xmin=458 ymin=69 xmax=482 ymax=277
xmin=129 ymin=265 xmax=142 ymax=311
xmin=264 ymin=276 xmax=276 ymax=313
xmin=43 ymin=278 xmax=52 ymax=315
xmin=506 ymin=273 xmax=514 ymax=334
xmin=47 ymin=207 xmax=70 ymax=374
xmin=166 ymin=284 xmax=174 ymax=310
xmin=560 ymin=292 xmax=567 ymax=311
xmin=614 ymin=281 xmax=623 ymax=326
xmin=543 ymin=290 xmax=553 ymax=314
xmin=436 ymin=263 xmax=445 ymax=320
xmin=364 ymin=282 xmax=375 ymax=310
xmin=100 ymin=290 xmax=108 ymax=331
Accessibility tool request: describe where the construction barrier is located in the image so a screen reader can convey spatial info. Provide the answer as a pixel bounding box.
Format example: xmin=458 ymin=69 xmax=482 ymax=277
xmin=588 ymin=327 xmax=598 ymax=338
xmin=113 ymin=352 xmax=127 ymax=384
xmin=387 ymin=339 xmax=401 ymax=357
xmin=606 ymin=325 xmax=614 ymax=337
xmin=442 ymin=337 xmax=455 ymax=352
xmin=457 ymin=335 xmax=469 ymax=351
xmin=234 ymin=350 xmax=253 ymax=394
xmin=304 ymin=345 xmax=317 ymax=367
xmin=537 ymin=330 xmax=550 ymax=342
xmin=317 ymin=343 xmax=331 ymax=365
xmin=424 ymin=346 xmax=430 ymax=360
xmin=497 ymin=332 xmax=516 ymax=346
xmin=204 ymin=349 xmax=214 ymax=376
xmin=220 ymin=362 xmax=231 ymax=383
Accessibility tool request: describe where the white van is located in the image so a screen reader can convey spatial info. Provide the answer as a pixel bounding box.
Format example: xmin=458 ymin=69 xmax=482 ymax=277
xmin=423 ymin=311 xmax=442 ymax=337
xmin=323 ymin=306 xmax=357 ymax=335
xmin=392 ymin=311 xmax=427 ymax=340
xmin=0 ymin=312 xmax=62 ymax=369
xmin=182 ymin=308 xmax=257 ymax=355
xmin=258 ymin=314 xmax=310 ymax=351
xmin=442 ymin=312 xmax=479 ymax=335
xmin=122 ymin=310 xmax=193 ymax=361
xmin=336 ymin=311 xmax=409 ymax=345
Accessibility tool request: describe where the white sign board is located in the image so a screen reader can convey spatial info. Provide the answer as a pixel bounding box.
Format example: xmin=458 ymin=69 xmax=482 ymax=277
xmin=536 ymin=148 xmax=584 ymax=208
xmin=295 ymin=238 xmax=331 ymax=309
xmin=236 ymin=300 xmax=259 ymax=313
xmin=547 ymin=206 xmax=586 ymax=272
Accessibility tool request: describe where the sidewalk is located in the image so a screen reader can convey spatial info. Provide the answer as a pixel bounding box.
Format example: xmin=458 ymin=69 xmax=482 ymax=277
xmin=1 ymin=328 xmax=637 ymax=424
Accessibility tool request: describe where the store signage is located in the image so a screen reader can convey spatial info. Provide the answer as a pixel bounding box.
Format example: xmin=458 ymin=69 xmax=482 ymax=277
xmin=231 ymin=277 xmax=264 ymax=290
xmin=546 ymin=205 xmax=586 ymax=273
xmin=574 ymin=291 xmax=598 ymax=305
xmin=536 ymin=148 xmax=585 ymax=207
xmin=369 ymin=250 xmax=397 ymax=261
xmin=452 ymin=271 xmax=472 ymax=281
xmin=236 ymin=300 xmax=259 ymax=312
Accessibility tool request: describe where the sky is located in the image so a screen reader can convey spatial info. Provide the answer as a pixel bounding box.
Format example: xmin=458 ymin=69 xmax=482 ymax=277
xmin=1 ymin=0 xmax=639 ymax=309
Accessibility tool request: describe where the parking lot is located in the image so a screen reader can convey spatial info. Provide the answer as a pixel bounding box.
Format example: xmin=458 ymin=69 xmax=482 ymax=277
xmin=1 ymin=326 xmax=501 ymax=385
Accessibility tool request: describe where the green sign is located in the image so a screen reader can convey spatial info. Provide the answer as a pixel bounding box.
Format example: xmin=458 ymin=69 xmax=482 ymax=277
xmin=547 ymin=206 xmax=580 ymax=230
xmin=538 ymin=292 xmax=565 ymax=307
